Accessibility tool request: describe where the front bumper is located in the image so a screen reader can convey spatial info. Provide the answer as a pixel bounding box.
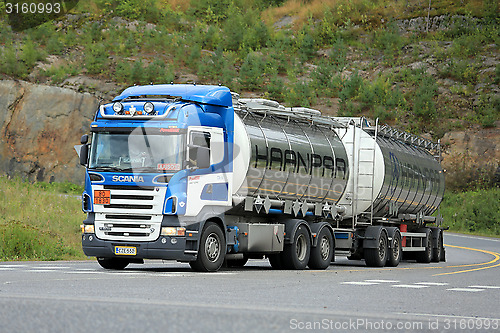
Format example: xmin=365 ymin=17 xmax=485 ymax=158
xmin=82 ymin=234 xmax=198 ymax=261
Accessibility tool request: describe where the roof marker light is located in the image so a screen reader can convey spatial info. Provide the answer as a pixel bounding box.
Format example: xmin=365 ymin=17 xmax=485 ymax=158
xmin=144 ymin=102 xmax=155 ymax=115
xmin=113 ymin=102 xmax=124 ymax=114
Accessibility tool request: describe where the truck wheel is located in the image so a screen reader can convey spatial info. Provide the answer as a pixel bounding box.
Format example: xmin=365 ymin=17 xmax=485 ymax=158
xmin=225 ymin=255 xmax=249 ymax=268
xmin=268 ymin=254 xmax=283 ymax=269
xmin=364 ymin=230 xmax=388 ymax=267
xmin=431 ymin=230 xmax=442 ymax=262
xmin=416 ymin=230 xmax=432 ymax=263
xmin=386 ymin=231 xmax=402 ymax=267
xmin=189 ymin=222 xmax=225 ymax=272
xmin=282 ymin=225 xmax=311 ymax=270
xmin=97 ymin=258 xmax=129 ymax=270
xmin=308 ymin=228 xmax=334 ymax=269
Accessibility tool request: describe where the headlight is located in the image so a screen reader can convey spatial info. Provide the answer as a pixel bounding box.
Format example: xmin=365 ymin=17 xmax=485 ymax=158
xmin=144 ymin=102 xmax=155 ymax=115
xmin=81 ymin=224 xmax=95 ymax=234
xmin=161 ymin=227 xmax=186 ymax=236
xmin=113 ymin=102 xmax=124 ymax=114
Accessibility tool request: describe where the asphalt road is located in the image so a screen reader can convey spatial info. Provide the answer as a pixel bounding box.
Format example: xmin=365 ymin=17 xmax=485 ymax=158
xmin=1 ymin=233 xmax=499 ymax=333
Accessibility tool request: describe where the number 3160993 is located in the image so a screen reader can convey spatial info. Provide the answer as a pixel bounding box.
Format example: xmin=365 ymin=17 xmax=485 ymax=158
xmin=5 ymin=2 xmax=61 ymax=14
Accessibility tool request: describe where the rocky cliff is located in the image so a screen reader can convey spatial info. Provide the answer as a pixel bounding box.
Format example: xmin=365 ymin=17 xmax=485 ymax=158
xmin=0 ymin=80 xmax=98 ymax=184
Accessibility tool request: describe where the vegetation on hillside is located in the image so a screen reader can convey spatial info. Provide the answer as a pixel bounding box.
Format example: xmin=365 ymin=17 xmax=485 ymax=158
xmin=0 ymin=0 xmax=497 ymax=138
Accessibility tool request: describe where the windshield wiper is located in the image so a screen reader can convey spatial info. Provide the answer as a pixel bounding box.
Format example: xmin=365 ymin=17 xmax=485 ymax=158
xmin=90 ymin=166 xmax=129 ymax=172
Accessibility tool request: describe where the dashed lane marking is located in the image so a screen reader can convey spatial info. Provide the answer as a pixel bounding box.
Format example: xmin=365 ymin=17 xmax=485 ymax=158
xmin=0 ymin=265 xmax=27 ymax=268
xmin=468 ymin=285 xmax=500 ymax=289
xmin=414 ymin=282 xmax=449 ymax=286
xmin=447 ymin=288 xmax=485 ymax=292
xmin=392 ymin=284 xmax=429 ymax=289
xmin=364 ymin=279 xmax=399 ymax=283
xmin=341 ymin=281 xmax=380 ymax=286
xmin=32 ymin=266 xmax=71 ymax=270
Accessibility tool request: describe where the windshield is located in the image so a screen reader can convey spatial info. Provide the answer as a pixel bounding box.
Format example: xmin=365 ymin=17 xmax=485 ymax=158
xmin=89 ymin=131 xmax=184 ymax=173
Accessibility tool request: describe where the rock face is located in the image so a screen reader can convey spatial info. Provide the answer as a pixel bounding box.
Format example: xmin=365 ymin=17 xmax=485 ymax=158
xmin=0 ymin=80 xmax=98 ymax=184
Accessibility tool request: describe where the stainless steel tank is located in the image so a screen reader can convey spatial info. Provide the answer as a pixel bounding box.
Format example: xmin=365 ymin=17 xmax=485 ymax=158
xmin=232 ymin=103 xmax=349 ymax=207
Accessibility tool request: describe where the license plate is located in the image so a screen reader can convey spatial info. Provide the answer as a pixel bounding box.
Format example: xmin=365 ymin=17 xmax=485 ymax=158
xmin=94 ymin=190 xmax=110 ymax=205
xmin=114 ymin=246 xmax=137 ymax=256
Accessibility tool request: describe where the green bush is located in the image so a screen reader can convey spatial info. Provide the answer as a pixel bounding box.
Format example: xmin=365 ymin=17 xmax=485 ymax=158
xmin=0 ymin=43 xmax=27 ymax=77
xmin=238 ymin=53 xmax=265 ymax=90
xmin=412 ymin=74 xmax=438 ymax=122
xmin=84 ymin=42 xmax=109 ymax=75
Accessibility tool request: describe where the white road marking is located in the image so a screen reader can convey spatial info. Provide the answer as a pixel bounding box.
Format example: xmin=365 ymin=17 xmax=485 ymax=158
xmin=415 ymin=282 xmax=449 ymax=286
xmin=342 ymin=282 xmax=379 ymax=285
xmin=469 ymin=285 xmax=500 ymax=289
xmin=0 ymin=265 xmax=26 ymax=268
xmin=446 ymin=233 xmax=500 ymax=242
xmin=447 ymin=288 xmax=485 ymax=292
xmin=31 ymin=266 xmax=71 ymax=269
xmin=398 ymin=313 xmax=500 ymax=321
xmin=392 ymin=284 xmax=429 ymax=289
xmin=0 ymin=268 xmax=15 ymax=271
xmin=63 ymin=271 xmax=105 ymax=274
xmin=27 ymin=270 xmax=59 ymax=273
xmin=365 ymin=279 xmax=400 ymax=283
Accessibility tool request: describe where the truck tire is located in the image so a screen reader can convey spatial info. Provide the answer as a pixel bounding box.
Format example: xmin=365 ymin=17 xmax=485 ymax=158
xmin=308 ymin=228 xmax=334 ymax=269
xmin=386 ymin=231 xmax=402 ymax=267
xmin=431 ymin=230 xmax=442 ymax=263
xmin=364 ymin=230 xmax=388 ymax=267
xmin=189 ymin=222 xmax=225 ymax=272
xmin=416 ymin=229 xmax=432 ymax=263
xmin=282 ymin=225 xmax=311 ymax=270
xmin=225 ymin=255 xmax=249 ymax=268
xmin=97 ymin=258 xmax=129 ymax=270
xmin=268 ymin=254 xmax=283 ymax=269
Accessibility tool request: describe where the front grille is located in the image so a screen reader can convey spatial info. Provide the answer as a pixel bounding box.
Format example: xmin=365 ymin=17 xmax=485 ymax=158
xmin=107 ymin=232 xmax=151 ymax=237
xmin=104 ymin=204 xmax=153 ymax=210
xmin=111 ymin=194 xmax=154 ymax=200
xmin=93 ymin=184 xmax=166 ymax=241
xmin=105 ymin=214 xmax=152 ymax=220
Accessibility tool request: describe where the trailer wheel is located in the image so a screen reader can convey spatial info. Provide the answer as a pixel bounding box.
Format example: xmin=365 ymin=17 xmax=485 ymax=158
xmin=189 ymin=222 xmax=225 ymax=272
xmin=416 ymin=229 xmax=432 ymax=263
xmin=282 ymin=225 xmax=311 ymax=270
xmin=308 ymin=228 xmax=334 ymax=269
xmin=364 ymin=230 xmax=388 ymax=267
xmin=97 ymin=258 xmax=129 ymax=270
xmin=268 ymin=254 xmax=283 ymax=269
xmin=431 ymin=231 xmax=442 ymax=263
xmin=386 ymin=231 xmax=402 ymax=267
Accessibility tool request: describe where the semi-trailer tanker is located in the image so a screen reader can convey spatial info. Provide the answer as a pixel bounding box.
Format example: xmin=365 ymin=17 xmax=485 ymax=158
xmin=79 ymin=84 xmax=446 ymax=272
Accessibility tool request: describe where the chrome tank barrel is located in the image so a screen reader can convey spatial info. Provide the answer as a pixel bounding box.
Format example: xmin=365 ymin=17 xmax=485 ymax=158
xmin=232 ymin=109 xmax=349 ymax=205
xmin=372 ymin=137 xmax=445 ymax=217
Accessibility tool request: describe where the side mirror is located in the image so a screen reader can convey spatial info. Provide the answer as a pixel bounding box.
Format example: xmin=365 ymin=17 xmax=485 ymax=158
xmin=81 ymin=134 xmax=89 ymax=144
xmin=196 ymin=146 xmax=210 ymax=169
xmin=80 ymin=145 xmax=89 ymax=166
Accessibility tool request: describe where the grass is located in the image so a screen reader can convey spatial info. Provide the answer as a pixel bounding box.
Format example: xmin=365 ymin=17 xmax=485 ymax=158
xmin=440 ymin=188 xmax=500 ymax=236
xmin=0 ymin=177 xmax=86 ymax=261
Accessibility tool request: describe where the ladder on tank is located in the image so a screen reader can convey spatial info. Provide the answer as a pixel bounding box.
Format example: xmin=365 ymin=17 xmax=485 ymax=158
xmin=351 ymin=118 xmax=379 ymax=228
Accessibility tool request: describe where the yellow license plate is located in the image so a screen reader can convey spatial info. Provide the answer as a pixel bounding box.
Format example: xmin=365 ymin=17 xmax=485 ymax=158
xmin=114 ymin=246 xmax=137 ymax=256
